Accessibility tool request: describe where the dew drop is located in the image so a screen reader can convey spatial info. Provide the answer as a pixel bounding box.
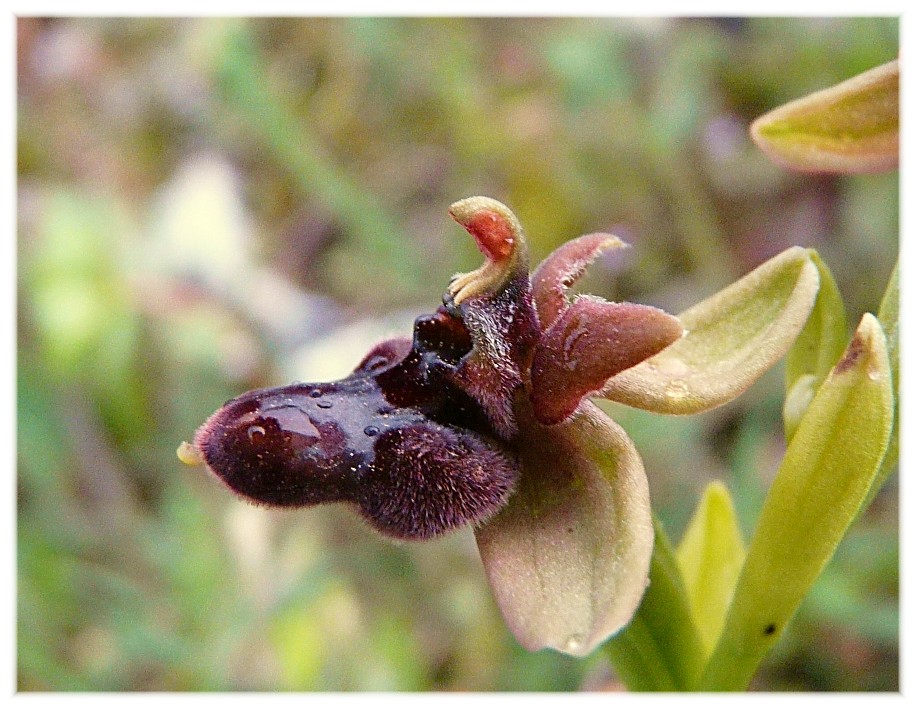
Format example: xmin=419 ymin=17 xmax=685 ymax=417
xmin=247 ymin=425 xmax=266 ymax=442
xmin=563 ymin=634 xmax=584 ymax=653
xmin=309 ymin=388 xmax=322 ymax=398
xmin=364 ymin=425 xmax=380 ymax=436
xmin=316 ymin=400 xmax=333 ymax=409
xmin=664 ymin=380 xmax=689 ymax=400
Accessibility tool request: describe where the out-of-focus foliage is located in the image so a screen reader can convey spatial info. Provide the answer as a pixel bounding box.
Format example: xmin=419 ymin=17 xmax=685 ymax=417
xmin=17 ymin=17 xmax=898 ymax=691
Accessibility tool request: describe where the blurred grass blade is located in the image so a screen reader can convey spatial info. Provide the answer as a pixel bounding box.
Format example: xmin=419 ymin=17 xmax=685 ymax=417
xmin=604 ymin=518 xmax=705 ymax=691
xmin=675 ymin=482 xmax=745 ymax=655
xmin=698 ymin=314 xmax=893 ymax=691
xmin=599 ymin=247 xmax=818 ymax=414
xmin=862 ymin=261 xmax=899 ymax=509
xmin=783 ymin=250 xmax=848 ymax=441
xmin=206 ymin=22 xmax=418 ymax=286
xmin=751 ymin=60 xmax=899 ymax=174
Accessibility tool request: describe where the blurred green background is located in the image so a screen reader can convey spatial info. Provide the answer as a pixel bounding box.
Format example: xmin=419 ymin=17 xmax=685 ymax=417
xmin=17 ymin=17 xmax=898 ymax=691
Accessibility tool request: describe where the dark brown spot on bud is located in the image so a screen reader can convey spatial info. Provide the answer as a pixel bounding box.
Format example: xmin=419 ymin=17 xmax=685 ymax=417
xmin=834 ymin=332 xmax=865 ymax=374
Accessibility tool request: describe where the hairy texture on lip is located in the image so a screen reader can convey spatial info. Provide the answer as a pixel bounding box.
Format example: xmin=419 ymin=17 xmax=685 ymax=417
xmin=360 ymin=422 xmax=520 ymax=540
xmin=193 ymin=386 xmax=360 ymax=508
xmin=530 ymin=297 xmax=684 ymax=425
xmin=451 ymin=274 xmax=540 ymax=438
xmin=531 ymin=232 xmax=627 ymax=330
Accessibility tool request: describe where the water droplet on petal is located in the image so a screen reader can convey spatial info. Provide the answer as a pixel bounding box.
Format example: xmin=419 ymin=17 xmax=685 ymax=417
xmin=317 ymin=400 xmax=333 ymax=409
xmin=247 ymin=425 xmax=266 ymax=442
xmin=364 ymin=425 xmax=380 ymax=436
xmin=664 ymin=380 xmax=689 ymax=400
xmin=563 ymin=634 xmax=584 ymax=653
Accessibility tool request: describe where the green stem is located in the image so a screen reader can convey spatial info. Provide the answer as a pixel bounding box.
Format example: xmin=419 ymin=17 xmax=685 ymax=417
xmin=604 ymin=518 xmax=705 ymax=691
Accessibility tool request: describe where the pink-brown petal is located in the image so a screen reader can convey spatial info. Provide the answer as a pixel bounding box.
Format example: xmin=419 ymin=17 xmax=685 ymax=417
xmin=597 ymin=246 xmax=819 ymax=414
xmin=531 ymin=233 xmax=627 ymax=330
xmin=475 ymin=400 xmax=653 ymax=656
xmin=530 ymin=296 xmax=684 ymax=426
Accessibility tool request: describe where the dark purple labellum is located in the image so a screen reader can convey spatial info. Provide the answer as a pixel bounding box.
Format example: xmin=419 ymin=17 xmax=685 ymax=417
xmin=192 ymin=308 xmax=521 ymax=540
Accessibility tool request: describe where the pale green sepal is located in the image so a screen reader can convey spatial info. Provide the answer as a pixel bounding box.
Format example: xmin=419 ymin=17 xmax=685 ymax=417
xmin=475 ymin=400 xmax=653 ymax=657
xmin=783 ymin=250 xmax=848 ymax=441
xmin=675 ymin=481 xmax=746 ymax=655
xmin=598 ymin=247 xmax=819 ymax=414
xmin=604 ymin=518 xmax=706 ymax=691
xmin=877 ymin=261 xmax=899 ymax=384
xmin=697 ymin=314 xmax=893 ymax=691
xmin=862 ymin=261 xmax=899 ymax=510
xmin=751 ymin=60 xmax=899 ymax=174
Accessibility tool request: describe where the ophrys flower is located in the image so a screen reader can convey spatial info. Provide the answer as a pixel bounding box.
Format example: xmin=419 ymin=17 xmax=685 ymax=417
xmin=179 ymin=196 xmax=818 ymax=655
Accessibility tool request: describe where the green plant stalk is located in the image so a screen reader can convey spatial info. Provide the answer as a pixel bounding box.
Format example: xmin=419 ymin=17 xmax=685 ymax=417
xmin=604 ymin=518 xmax=706 ymax=691
xmin=697 ymin=314 xmax=893 ymax=690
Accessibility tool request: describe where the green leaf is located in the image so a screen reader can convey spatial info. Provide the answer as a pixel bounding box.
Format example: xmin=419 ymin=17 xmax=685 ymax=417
xmin=697 ymin=314 xmax=893 ymax=691
xmin=862 ymin=261 xmax=899 ymax=509
xmin=598 ymin=247 xmax=818 ymax=414
xmin=475 ymin=401 xmax=653 ymax=657
xmin=783 ymin=251 xmax=848 ymax=441
xmin=675 ymin=482 xmax=746 ymax=655
xmin=751 ymin=60 xmax=899 ymax=174
xmin=604 ymin=518 xmax=706 ymax=691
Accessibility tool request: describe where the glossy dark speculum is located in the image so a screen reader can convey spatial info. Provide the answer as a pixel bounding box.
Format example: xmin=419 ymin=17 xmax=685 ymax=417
xmin=193 ymin=307 xmax=520 ymax=540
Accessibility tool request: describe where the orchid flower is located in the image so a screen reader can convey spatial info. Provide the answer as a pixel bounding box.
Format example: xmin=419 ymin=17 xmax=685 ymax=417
xmin=179 ymin=196 xmax=818 ymax=657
